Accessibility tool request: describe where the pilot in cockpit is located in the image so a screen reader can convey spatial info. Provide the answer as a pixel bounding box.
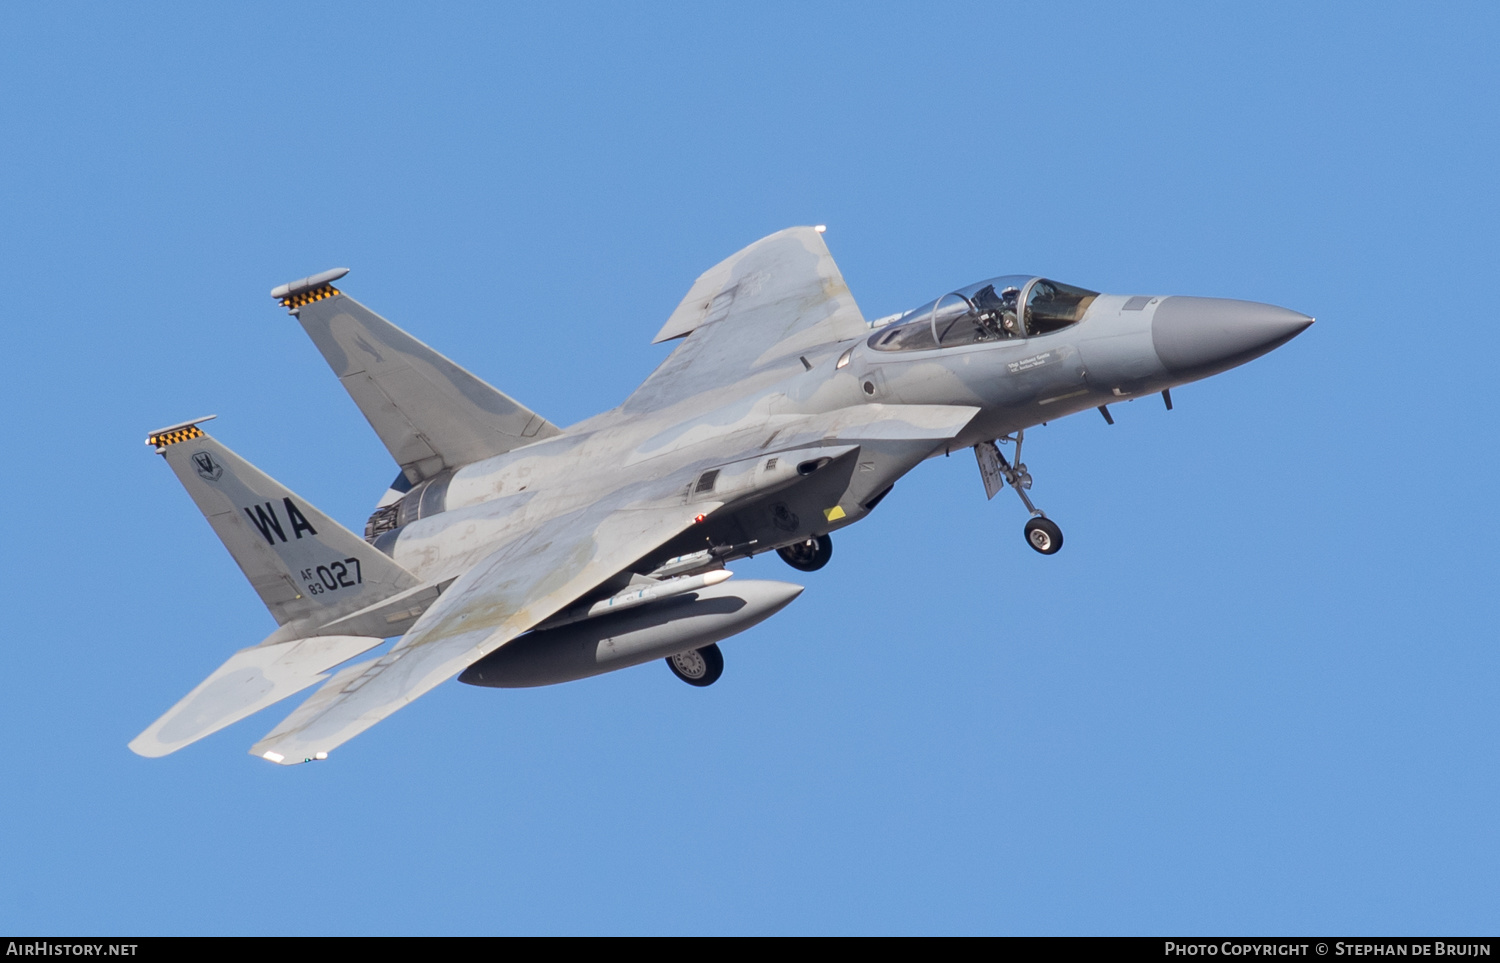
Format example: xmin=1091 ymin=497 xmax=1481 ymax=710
xmin=972 ymin=284 xmax=1022 ymax=338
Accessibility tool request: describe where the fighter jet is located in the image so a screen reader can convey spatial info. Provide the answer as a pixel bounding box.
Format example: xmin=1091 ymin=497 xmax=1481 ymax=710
xmin=130 ymin=226 xmax=1311 ymax=765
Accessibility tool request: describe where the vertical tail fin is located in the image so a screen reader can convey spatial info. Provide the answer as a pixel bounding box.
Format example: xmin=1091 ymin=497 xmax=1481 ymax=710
xmin=274 ymin=272 xmax=562 ymax=483
xmin=147 ymin=417 xmax=420 ymax=629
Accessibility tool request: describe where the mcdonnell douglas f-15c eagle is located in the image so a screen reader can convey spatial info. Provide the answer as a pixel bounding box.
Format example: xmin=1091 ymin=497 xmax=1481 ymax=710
xmin=131 ymin=227 xmax=1311 ymax=765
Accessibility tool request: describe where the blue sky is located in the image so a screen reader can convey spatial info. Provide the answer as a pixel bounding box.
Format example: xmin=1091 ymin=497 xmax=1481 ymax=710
xmin=1 ymin=1 xmax=1496 ymax=934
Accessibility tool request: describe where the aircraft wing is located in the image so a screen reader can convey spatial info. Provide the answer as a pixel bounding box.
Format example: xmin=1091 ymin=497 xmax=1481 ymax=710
xmin=249 ymin=496 xmax=716 ymax=764
xmin=625 ymin=227 xmax=870 ymax=413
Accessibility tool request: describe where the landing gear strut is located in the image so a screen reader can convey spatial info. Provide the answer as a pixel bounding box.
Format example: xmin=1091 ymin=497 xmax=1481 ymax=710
xmin=777 ymin=534 xmax=832 ymax=572
xmin=977 ymin=430 xmax=1064 ymax=555
xmin=667 ymin=643 xmax=724 ymax=686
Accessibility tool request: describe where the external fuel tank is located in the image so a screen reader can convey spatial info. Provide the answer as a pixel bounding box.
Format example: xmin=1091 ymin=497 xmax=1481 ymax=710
xmin=458 ymin=578 xmax=803 ymax=688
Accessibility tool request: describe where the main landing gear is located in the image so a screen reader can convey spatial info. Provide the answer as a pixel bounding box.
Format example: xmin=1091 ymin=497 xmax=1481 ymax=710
xmin=976 ymin=430 xmax=1064 ymax=555
xmin=666 ymin=643 xmax=724 ymax=686
xmin=777 ymin=533 xmax=833 ymax=572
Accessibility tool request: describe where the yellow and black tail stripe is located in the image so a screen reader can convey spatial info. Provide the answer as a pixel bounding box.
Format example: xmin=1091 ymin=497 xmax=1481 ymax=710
xmin=281 ymin=285 xmax=341 ymax=310
xmin=148 ymin=424 xmax=205 ymax=448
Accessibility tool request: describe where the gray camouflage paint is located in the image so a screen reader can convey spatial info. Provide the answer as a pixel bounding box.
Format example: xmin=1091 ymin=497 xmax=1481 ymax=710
xmin=134 ymin=226 xmax=1311 ymax=764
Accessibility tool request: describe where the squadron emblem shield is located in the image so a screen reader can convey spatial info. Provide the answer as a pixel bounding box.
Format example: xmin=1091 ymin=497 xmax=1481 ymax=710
xmin=191 ymin=450 xmax=223 ymax=481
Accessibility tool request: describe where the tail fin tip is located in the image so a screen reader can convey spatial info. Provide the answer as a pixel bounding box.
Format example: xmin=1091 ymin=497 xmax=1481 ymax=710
xmin=146 ymin=415 xmax=217 ymax=449
xmin=270 ymin=268 xmax=349 ymax=302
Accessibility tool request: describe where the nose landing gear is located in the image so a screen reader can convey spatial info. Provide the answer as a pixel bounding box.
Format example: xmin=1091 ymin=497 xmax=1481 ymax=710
xmin=1023 ymin=515 xmax=1063 ymax=554
xmin=975 ymin=430 xmax=1064 ymax=555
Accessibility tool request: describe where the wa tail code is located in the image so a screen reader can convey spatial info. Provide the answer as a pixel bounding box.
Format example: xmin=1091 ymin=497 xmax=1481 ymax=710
xmin=243 ymin=497 xmax=319 ymax=545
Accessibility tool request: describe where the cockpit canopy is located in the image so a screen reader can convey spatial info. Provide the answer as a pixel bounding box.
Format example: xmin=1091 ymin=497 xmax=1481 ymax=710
xmin=868 ymin=276 xmax=1099 ymax=352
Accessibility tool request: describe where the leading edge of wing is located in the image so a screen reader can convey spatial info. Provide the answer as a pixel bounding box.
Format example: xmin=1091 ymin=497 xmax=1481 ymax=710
xmin=248 ymin=500 xmax=717 ymax=765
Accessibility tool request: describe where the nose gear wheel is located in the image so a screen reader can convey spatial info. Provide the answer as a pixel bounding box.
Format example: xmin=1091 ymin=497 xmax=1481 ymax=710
xmin=1024 ymin=516 xmax=1063 ymax=554
xmin=979 ymin=430 xmax=1065 ymax=555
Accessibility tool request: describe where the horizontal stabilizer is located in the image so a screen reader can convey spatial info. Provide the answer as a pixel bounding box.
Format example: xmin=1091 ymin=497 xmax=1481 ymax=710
xmin=279 ymin=275 xmax=562 ymax=482
xmin=147 ymin=422 xmax=420 ymax=628
xmin=248 ymin=497 xmax=721 ymax=764
xmin=129 ymin=634 xmax=385 ymax=758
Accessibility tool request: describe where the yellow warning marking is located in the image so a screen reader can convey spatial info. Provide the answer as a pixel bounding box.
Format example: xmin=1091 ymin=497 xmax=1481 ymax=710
xmin=147 ymin=424 xmax=205 ymax=448
xmin=280 ymin=285 xmax=341 ymax=310
xmin=823 ymin=505 xmax=847 ymax=522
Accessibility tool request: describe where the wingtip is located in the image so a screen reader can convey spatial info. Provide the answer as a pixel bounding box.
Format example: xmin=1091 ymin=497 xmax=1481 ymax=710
xmin=127 ymin=736 xmax=172 ymax=759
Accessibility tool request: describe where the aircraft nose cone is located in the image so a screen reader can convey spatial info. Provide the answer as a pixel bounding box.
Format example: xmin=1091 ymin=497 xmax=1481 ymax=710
xmin=1151 ymin=297 xmax=1313 ymax=376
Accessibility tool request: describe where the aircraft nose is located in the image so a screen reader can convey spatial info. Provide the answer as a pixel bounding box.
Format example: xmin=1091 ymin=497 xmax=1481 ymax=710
xmin=1151 ymin=297 xmax=1313 ymax=376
